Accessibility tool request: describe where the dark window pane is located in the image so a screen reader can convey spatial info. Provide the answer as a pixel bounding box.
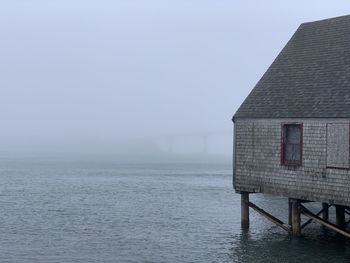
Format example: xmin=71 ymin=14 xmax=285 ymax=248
xmin=285 ymin=144 xmax=301 ymax=161
xmin=282 ymin=124 xmax=302 ymax=165
xmin=285 ymin=125 xmax=301 ymax=144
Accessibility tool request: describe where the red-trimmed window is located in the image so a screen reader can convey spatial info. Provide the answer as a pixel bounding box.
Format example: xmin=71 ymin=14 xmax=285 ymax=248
xmin=281 ymin=124 xmax=303 ymax=166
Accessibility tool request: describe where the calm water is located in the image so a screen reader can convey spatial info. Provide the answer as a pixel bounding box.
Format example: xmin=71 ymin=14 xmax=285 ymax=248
xmin=0 ymin=156 xmax=350 ymax=262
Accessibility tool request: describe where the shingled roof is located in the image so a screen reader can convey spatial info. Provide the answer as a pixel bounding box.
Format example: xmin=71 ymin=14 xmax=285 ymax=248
xmin=233 ymin=15 xmax=350 ymax=120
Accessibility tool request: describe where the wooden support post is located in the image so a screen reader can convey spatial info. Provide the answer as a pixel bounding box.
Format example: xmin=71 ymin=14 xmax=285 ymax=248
xmin=291 ymin=199 xmax=301 ymax=237
xmin=322 ymin=203 xmax=329 ymax=221
xmin=288 ymin=198 xmax=292 ymax=226
xmin=300 ymin=204 xmax=350 ymax=238
xmin=336 ymin=205 xmax=346 ymax=229
xmin=241 ymin=192 xmax=249 ymax=228
xmin=302 ymin=203 xmax=330 ymax=230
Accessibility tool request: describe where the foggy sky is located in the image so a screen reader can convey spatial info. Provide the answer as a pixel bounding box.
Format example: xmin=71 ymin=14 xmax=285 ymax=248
xmin=1 ymin=0 xmax=349 ymax=154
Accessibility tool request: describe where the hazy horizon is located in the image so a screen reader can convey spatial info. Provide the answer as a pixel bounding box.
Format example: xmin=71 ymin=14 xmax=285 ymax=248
xmin=1 ymin=1 xmax=350 ymax=155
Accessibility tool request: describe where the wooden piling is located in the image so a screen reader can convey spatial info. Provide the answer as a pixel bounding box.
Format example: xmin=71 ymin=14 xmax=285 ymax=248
xmin=300 ymin=204 xmax=350 ymax=238
xmin=291 ymin=199 xmax=301 ymax=237
xmin=302 ymin=203 xmax=330 ymax=230
xmin=288 ymin=198 xmax=292 ymax=226
xmin=322 ymin=203 xmax=329 ymax=221
xmin=241 ymin=192 xmax=249 ymax=228
xmin=336 ymin=205 xmax=346 ymax=229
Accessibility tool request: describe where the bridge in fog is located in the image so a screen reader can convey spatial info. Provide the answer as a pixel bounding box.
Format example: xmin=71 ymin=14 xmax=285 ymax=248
xmin=148 ymin=130 xmax=232 ymax=154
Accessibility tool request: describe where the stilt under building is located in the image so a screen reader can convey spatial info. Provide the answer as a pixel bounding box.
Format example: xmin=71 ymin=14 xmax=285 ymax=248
xmin=239 ymin=192 xmax=350 ymax=238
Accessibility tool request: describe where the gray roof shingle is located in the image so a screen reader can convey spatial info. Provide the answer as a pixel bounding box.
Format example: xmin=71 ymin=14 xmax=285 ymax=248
xmin=233 ymin=15 xmax=350 ymax=120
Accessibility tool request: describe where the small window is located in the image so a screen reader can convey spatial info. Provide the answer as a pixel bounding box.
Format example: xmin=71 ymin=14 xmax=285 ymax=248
xmin=281 ymin=124 xmax=303 ymax=166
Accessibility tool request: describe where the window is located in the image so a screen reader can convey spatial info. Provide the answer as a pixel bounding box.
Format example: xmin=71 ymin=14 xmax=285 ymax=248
xmin=281 ymin=124 xmax=303 ymax=166
xmin=326 ymin=123 xmax=349 ymax=169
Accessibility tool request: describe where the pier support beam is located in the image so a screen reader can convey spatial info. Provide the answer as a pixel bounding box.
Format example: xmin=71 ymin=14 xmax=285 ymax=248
xmin=291 ymin=199 xmax=301 ymax=237
xmin=322 ymin=203 xmax=329 ymax=221
xmin=288 ymin=198 xmax=292 ymax=226
xmin=241 ymin=192 xmax=249 ymax=228
xmin=300 ymin=204 xmax=350 ymax=238
xmin=336 ymin=205 xmax=346 ymax=229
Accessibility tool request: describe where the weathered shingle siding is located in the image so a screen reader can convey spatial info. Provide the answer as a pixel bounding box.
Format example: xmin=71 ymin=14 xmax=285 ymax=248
xmin=234 ymin=118 xmax=350 ymax=206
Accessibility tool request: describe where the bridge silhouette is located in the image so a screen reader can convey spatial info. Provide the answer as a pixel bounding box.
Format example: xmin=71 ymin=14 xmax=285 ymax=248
xmin=145 ymin=130 xmax=232 ymax=154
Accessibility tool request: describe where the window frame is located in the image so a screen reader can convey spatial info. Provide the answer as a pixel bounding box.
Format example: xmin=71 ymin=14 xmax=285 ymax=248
xmin=281 ymin=123 xmax=303 ymax=166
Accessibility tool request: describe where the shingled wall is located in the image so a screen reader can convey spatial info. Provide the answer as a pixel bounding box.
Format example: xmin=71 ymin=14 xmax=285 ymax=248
xmin=234 ymin=118 xmax=350 ymax=206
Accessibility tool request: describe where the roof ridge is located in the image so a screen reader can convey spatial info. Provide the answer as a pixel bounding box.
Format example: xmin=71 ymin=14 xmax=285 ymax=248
xmin=233 ymin=14 xmax=350 ymax=119
xmin=301 ymin=14 xmax=350 ymax=26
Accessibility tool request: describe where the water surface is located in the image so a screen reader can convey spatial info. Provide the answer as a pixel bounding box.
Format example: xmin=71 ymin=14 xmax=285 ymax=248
xmin=0 ymin=156 xmax=349 ymax=262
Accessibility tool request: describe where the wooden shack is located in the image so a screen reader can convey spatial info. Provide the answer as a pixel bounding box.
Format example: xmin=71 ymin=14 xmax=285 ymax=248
xmin=232 ymin=15 xmax=350 ymax=237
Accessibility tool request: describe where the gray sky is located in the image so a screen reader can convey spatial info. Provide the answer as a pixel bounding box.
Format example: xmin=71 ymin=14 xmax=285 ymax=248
xmin=1 ymin=0 xmax=349 ymax=153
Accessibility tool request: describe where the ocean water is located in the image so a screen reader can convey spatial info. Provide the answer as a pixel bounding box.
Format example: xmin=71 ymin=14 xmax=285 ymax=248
xmin=0 ymin=156 xmax=350 ymax=262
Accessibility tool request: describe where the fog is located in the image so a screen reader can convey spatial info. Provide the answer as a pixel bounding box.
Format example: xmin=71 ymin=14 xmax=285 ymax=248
xmin=0 ymin=0 xmax=349 ymax=156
